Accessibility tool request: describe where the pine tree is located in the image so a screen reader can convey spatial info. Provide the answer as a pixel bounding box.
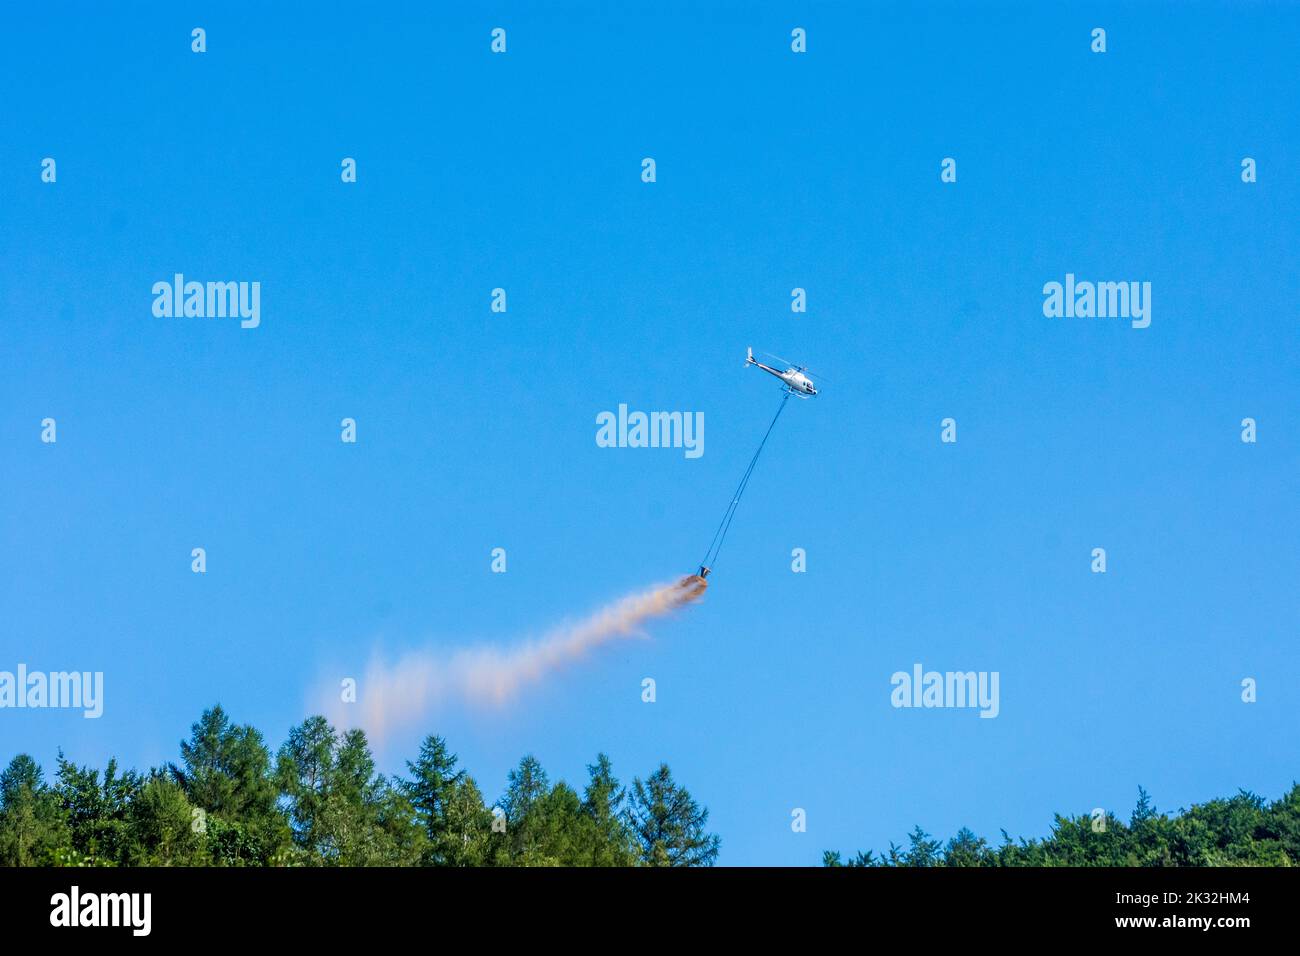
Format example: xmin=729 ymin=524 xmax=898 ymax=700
xmin=126 ymin=773 xmax=206 ymax=865
xmin=580 ymin=753 xmax=638 ymax=866
xmin=55 ymin=752 xmax=140 ymax=865
xmin=0 ymin=755 xmax=68 ymax=865
xmin=501 ymin=755 xmax=550 ymax=863
xmin=625 ymin=763 xmax=720 ymax=866
xmin=529 ymin=781 xmax=586 ymax=866
xmin=275 ymin=716 xmax=336 ymax=860
xmin=943 ymin=827 xmax=992 ymax=867
xmin=439 ymin=775 xmax=495 ymax=866
xmin=276 ymin=718 xmax=423 ymax=865
xmin=400 ymin=735 xmax=464 ymax=864
xmin=172 ymin=705 xmax=289 ymax=865
xmin=903 ymin=826 xmax=941 ymax=866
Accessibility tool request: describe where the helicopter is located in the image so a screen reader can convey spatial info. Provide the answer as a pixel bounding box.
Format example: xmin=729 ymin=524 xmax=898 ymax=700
xmin=690 ymin=347 xmax=821 ymax=582
xmin=745 ymin=347 xmax=819 ymax=397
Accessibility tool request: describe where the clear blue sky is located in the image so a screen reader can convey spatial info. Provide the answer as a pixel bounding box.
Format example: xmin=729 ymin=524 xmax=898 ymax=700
xmin=2 ymin=2 xmax=1297 ymax=865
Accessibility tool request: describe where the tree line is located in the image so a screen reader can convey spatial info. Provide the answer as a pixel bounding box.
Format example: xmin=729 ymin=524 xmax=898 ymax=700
xmin=824 ymin=784 xmax=1300 ymax=867
xmin=0 ymin=705 xmax=720 ymax=867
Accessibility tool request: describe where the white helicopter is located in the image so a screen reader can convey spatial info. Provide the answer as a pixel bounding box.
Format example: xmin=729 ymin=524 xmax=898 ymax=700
xmin=745 ymin=347 xmax=820 ymax=397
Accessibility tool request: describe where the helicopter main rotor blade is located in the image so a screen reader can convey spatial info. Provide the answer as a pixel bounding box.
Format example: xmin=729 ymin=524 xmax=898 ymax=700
xmin=756 ymin=348 xmax=828 ymax=383
xmin=761 ymin=350 xmax=797 ymax=368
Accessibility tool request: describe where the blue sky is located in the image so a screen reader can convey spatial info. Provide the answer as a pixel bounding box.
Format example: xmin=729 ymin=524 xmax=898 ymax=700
xmin=2 ymin=2 xmax=1297 ymax=865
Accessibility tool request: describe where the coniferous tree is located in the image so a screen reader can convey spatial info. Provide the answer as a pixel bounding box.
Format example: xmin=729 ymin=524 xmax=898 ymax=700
xmin=172 ymin=705 xmax=289 ymax=865
xmin=580 ymin=753 xmax=638 ymax=866
xmin=943 ymin=827 xmax=993 ymax=867
xmin=275 ymin=715 xmax=336 ymax=860
xmin=55 ymin=752 xmax=140 ymax=865
xmin=439 ymin=775 xmax=496 ymax=866
xmin=276 ymin=717 xmax=423 ymax=866
xmin=529 ymin=781 xmax=587 ymax=866
xmin=624 ymin=763 xmax=720 ymax=866
xmin=0 ymin=755 xmax=68 ymax=865
xmin=326 ymin=728 xmax=423 ymax=866
xmin=501 ymin=754 xmax=550 ymax=864
xmin=400 ymin=735 xmax=464 ymax=865
xmin=1268 ymin=783 xmax=1300 ymax=862
xmin=126 ymin=773 xmax=207 ymax=866
xmin=902 ymin=826 xmax=942 ymax=866
xmin=14 ymin=711 xmax=1295 ymax=869
xmin=825 ymin=784 xmax=1300 ymax=868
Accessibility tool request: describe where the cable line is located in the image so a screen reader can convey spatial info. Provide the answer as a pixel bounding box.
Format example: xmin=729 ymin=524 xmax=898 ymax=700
xmin=699 ymin=390 xmax=792 ymax=572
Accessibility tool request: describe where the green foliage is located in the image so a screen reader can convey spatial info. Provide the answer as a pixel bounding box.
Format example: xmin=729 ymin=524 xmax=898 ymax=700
xmin=944 ymin=827 xmax=994 ymax=867
xmin=438 ymin=775 xmax=495 ymax=866
xmin=172 ymin=705 xmax=289 ymax=865
xmin=12 ymin=711 xmax=1294 ymax=870
xmin=400 ymin=735 xmax=464 ymax=865
xmin=125 ymin=774 xmax=206 ymax=866
xmin=580 ymin=753 xmax=640 ymax=866
xmin=624 ymin=763 xmax=721 ymax=866
xmin=487 ymin=753 xmax=652 ymax=866
xmin=0 ymin=755 xmax=68 ymax=865
xmin=825 ymin=784 xmax=1300 ymax=867
xmin=276 ymin=719 xmax=424 ymax=866
xmin=1 ymin=705 xmax=719 ymax=868
xmin=54 ymin=752 xmax=140 ymax=865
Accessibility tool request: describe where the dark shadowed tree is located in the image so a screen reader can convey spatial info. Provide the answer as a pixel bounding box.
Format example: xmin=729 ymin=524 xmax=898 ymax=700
xmin=825 ymin=784 xmax=1300 ymax=868
xmin=55 ymin=752 xmax=140 ymax=865
xmin=0 ymin=755 xmax=68 ymax=865
xmin=943 ymin=827 xmax=993 ymax=867
xmin=903 ymin=826 xmax=942 ymax=866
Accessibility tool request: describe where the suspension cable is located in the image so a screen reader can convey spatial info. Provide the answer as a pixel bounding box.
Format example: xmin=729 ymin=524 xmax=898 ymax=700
xmin=699 ymin=390 xmax=792 ymax=570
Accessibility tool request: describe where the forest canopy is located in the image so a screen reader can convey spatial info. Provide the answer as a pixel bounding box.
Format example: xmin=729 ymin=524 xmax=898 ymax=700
xmin=0 ymin=705 xmax=720 ymax=867
xmin=4 ymin=706 xmax=1293 ymax=867
xmin=824 ymin=784 xmax=1300 ymax=867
